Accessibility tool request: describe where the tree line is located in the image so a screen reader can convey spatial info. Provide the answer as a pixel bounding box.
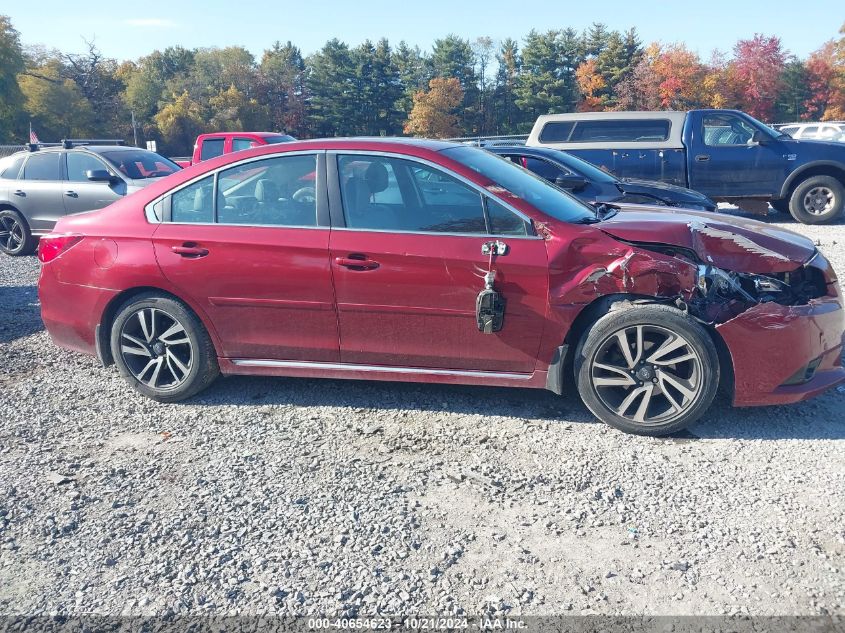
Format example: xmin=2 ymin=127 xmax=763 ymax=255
xmin=1 ymin=15 xmax=844 ymax=155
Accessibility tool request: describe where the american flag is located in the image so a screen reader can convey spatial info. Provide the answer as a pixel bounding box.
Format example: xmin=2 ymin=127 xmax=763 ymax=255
xmin=29 ymin=124 xmax=39 ymax=144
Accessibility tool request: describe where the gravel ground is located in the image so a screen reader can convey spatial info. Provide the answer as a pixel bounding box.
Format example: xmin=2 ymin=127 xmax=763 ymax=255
xmin=0 ymin=208 xmax=843 ymax=618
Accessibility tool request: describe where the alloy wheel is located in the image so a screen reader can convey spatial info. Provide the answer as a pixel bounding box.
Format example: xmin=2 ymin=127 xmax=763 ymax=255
xmin=589 ymin=324 xmax=703 ymax=426
xmin=803 ymin=186 xmax=834 ymax=216
xmin=0 ymin=216 xmax=24 ymax=252
xmin=119 ymin=308 xmax=193 ymax=391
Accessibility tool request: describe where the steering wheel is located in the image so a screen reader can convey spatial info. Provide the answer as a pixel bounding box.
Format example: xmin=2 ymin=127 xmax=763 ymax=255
xmin=292 ymin=187 xmax=316 ymax=203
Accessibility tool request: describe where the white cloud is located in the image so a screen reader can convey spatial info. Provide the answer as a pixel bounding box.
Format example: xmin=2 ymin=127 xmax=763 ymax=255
xmin=123 ymin=18 xmax=177 ymax=28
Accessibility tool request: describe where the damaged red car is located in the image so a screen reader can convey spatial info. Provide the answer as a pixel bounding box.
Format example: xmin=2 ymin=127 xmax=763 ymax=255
xmin=37 ymin=139 xmax=845 ymax=436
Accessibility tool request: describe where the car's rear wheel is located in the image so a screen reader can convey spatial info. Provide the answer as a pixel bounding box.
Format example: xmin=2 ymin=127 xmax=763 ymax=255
xmin=0 ymin=209 xmax=35 ymax=256
xmin=788 ymin=176 xmax=845 ymax=224
xmin=575 ymin=305 xmax=720 ymax=436
xmin=110 ymin=293 xmax=219 ymax=402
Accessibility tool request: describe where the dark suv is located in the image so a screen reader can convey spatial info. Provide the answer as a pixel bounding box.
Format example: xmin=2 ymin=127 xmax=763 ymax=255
xmin=0 ymin=141 xmax=179 ymax=256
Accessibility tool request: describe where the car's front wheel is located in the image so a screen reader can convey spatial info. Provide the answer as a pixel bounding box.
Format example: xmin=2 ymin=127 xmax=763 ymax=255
xmin=575 ymin=304 xmax=720 ymax=436
xmin=110 ymin=293 xmax=219 ymax=402
xmin=0 ymin=209 xmax=36 ymax=256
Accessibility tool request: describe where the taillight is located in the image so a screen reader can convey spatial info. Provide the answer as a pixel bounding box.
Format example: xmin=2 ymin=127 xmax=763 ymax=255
xmin=38 ymin=234 xmax=83 ymax=263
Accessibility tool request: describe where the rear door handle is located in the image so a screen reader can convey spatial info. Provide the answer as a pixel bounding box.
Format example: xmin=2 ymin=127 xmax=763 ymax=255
xmin=695 ymin=154 xmax=710 ymax=162
xmin=65 ymin=190 xmax=78 ymax=198
xmin=171 ymin=244 xmax=209 ymax=258
xmin=13 ymin=190 xmax=25 ymax=197
xmin=335 ymin=254 xmax=379 ymax=270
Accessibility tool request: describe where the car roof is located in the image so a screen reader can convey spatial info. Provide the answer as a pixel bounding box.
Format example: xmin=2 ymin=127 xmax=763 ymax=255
xmin=291 ymin=137 xmax=465 ymax=151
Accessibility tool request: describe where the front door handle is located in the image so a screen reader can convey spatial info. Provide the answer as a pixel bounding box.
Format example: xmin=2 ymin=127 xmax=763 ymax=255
xmin=695 ymin=154 xmax=710 ymax=162
xmin=171 ymin=243 xmax=209 ymax=258
xmin=13 ymin=190 xmax=25 ymax=197
xmin=335 ymin=254 xmax=379 ymax=270
xmin=65 ymin=190 xmax=78 ymax=198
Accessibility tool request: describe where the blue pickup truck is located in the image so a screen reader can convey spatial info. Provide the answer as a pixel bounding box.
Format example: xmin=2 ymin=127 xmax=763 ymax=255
xmin=526 ymin=109 xmax=845 ymax=224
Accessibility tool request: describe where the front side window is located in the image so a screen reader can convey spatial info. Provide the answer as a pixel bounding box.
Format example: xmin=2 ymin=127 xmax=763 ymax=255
xmin=200 ymin=138 xmax=225 ymax=160
xmin=171 ymin=175 xmax=214 ymax=223
xmin=702 ymin=114 xmax=759 ymax=146
xmin=22 ymin=153 xmax=60 ymax=181
xmin=217 ymin=154 xmax=317 ymax=226
xmin=338 ymin=155 xmax=490 ymax=234
xmin=66 ymin=152 xmax=109 ymax=182
xmin=523 ymin=156 xmax=569 ymax=182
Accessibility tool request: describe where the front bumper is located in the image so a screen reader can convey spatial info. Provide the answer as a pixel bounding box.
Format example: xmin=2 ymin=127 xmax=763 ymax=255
xmin=716 ymin=293 xmax=845 ymax=407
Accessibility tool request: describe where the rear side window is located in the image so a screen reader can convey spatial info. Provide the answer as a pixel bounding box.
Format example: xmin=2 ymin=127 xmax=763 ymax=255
xmin=171 ymin=175 xmax=214 ymax=223
xmin=539 ymin=122 xmax=574 ymax=143
xmin=22 ymin=153 xmax=61 ymax=181
xmin=200 ymin=138 xmax=225 ymax=160
xmin=0 ymin=155 xmax=25 ymax=179
xmin=217 ymin=154 xmax=317 ymax=226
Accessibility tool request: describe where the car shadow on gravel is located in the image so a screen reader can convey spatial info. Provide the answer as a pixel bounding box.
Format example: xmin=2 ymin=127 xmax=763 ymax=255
xmin=193 ymin=374 xmax=601 ymax=426
xmin=183 ymin=374 xmax=845 ymax=441
xmin=0 ymin=285 xmax=43 ymax=343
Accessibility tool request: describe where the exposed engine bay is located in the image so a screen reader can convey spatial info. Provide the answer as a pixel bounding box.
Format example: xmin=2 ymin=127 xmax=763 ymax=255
xmin=628 ymin=240 xmax=830 ymax=324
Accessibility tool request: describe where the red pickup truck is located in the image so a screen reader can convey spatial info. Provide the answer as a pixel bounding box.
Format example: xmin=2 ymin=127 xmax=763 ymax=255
xmin=174 ymin=132 xmax=295 ymax=168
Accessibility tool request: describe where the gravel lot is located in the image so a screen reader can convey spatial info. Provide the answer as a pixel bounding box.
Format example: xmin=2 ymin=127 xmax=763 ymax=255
xmin=0 ymin=209 xmax=843 ymax=618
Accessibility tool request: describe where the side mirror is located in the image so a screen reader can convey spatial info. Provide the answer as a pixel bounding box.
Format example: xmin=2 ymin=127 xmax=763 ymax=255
xmin=86 ymin=169 xmax=118 ymax=183
xmin=554 ymin=174 xmax=588 ymax=191
xmin=751 ymin=130 xmax=771 ymax=146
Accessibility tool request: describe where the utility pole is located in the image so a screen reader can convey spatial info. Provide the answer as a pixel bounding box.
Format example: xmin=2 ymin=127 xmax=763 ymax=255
xmin=131 ymin=111 xmax=138 ymax=147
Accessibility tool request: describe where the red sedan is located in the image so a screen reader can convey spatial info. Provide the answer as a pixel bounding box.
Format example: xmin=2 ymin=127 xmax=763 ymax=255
xmin=37 ymin=139 xmax=845 ymax=435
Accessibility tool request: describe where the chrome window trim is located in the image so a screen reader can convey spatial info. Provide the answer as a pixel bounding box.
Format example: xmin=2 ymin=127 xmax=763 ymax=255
xmin=330 ymin=149 xmax=540 ymax=239
xmin=231 ymin=358 xmax=532 ymax=380
xmin=144 ymin=149 xmax=322 ymax=225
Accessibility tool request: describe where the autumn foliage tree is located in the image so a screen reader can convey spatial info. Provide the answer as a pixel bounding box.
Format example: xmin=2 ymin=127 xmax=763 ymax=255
xmin=404 ymin=77 xmax=463 ymax=138
xmin=731 ymin=35 xmax=786 ymax=121
xmin=575 ymin=59 xmax=605 ymax=111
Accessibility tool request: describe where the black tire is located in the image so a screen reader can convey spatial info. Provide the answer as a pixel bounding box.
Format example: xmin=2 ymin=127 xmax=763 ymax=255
xmin=0 ymin=209 xmax=36 ymax=256
xmin=574 ymin=304 xmax=720 ymax=436
xmin=770 ymin=198 xmax=790 ymax=214
xmin=788 ymin=175 xmax=845 ymax=224
xmin=110 ymin=292 xmax=219 ymax=402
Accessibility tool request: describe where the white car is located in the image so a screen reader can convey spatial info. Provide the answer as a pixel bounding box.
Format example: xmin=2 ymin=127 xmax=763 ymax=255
xmin=775 ymin=122 xmax=845 ymax=142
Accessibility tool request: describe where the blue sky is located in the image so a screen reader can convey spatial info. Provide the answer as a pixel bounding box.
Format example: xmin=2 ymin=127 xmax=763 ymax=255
xmin=7 ymin=0 xmax=844 ymax=61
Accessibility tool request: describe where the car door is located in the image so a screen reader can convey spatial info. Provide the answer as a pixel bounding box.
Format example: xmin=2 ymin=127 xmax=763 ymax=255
xmin=688 ymin=112 xmax=788 ymax=197
xmin=62 ymin=151 xmax=126 ymax=214
xmin=152 ymin=151 xmax=339 ymax=362
xmin=15 ymin=152 xmax=64 ymax=233
xmin=328 ymin=152 xmax=548 ymax=373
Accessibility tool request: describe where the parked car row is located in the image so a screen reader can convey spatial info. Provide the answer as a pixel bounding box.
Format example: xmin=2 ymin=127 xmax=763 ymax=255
xmin=36 ymin=137 xmax=845 ymax=437
xmin=526 ymin=109 xmax=845 ymax=224
xmin=0 ymin=141 xmax=180 ymax=256
xmin=773 ymin=121 xmax=845 ymax=143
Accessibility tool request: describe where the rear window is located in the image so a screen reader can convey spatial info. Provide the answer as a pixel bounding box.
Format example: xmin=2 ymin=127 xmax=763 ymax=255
xmin=0 ymin=154 xmax=25 ymax=179
xmin=540 ymin=119 xmax=671 ymax=143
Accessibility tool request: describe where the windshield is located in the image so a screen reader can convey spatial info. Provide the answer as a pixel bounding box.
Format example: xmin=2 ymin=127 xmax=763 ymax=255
xmin=100 ymin=150 xmax=180 ymax=180
xmin=441 ymin=146 xmax=596 ymax=223
xmin=550 ymin=150 xmax=618 ymax=184
xmin=742 ymin=113 xmax=790 ymax=139
xmin=264 ymin=135 xmax=296 ymax=144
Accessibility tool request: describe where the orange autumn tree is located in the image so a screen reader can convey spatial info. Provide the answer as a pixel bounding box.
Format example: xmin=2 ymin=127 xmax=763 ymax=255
xmin=575 ymin=59 xmax=606 ymax=111
xmin=404 ymin=77 xmax=464 ymax=138
xmin=650 ymin=43 xmax=707 ymax=109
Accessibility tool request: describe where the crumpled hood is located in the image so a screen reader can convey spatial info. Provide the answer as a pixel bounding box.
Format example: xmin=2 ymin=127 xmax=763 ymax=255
xmin=597 ymin=207 xmax=816 ymax=274
xmin=620 ymin=177 xmax=716 ymax=208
